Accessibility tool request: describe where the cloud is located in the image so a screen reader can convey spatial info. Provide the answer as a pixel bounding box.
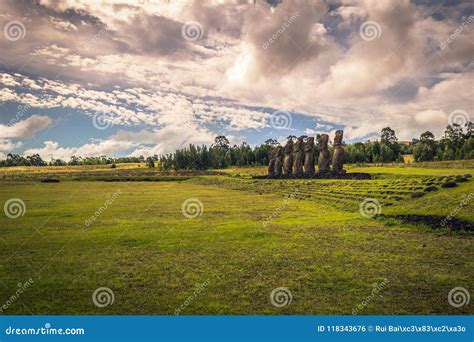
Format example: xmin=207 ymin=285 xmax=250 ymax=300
xmin=23 ymin=139 xmax=137 ymax=161
xmin=304 ymin=122 xmax=334 ymax=136
xmin=0 ymin=115 xmax=52 ymax=139
xmin=331 ymin=6 xmax=367 ymax=25
xmin=0 ymin=0 xmax=472 ymax=157
xmin=412 ymin=110 xmax=449 ymax=138
xmin=0 ymin=71 xmax=273 ymax=131
xmin=128 ymin=130 xmax=214 ymax=157
xmin=49 ymin=17 xmax=78 ymax=31
xmin=21 ymin=124 xmax=218 ymax=160
xmin=0 ymin=138 xmax=22 ymax=159
xmin=241 ymin=0 xmax=329 ymax=79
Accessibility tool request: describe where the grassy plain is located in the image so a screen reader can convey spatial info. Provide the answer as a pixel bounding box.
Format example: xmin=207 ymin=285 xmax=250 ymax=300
xmin=0 ymin=162 xmax=472 ymax=315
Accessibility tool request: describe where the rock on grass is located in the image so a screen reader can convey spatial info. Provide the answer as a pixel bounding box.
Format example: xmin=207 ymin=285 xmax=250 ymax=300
xmin=441 ymin=181 xmax=457 ymax=188
xmin=411 ymin=192 xmax=426 ymax=198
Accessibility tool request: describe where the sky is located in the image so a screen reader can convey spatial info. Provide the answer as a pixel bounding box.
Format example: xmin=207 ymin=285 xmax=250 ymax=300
xmin=0 ymin=0 xmax=472 ymax=160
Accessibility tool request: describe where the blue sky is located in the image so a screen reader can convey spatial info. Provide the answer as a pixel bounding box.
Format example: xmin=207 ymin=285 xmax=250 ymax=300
xmin=0 ymin=0 xmax=472 ymax=160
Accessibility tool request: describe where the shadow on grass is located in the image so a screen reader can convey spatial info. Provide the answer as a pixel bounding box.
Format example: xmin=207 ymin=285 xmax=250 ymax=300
xmin=376 ymin=214 xmax=474 ymax=232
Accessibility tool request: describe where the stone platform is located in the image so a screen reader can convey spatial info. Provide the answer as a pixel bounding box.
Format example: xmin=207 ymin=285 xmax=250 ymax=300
xmin=252 ymin=172 xmax=371 ymax=180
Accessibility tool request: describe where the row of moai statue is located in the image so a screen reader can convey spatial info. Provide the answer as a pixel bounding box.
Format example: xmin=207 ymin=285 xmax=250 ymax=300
xmin=268 ymin=130 xmax=345 ymax=177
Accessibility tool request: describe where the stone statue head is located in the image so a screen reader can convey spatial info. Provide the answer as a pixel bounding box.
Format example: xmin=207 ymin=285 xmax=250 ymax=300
xmin=284 ymin=139 xmax=293 ymax=153
xmin=294 ymin=136 xmax=304 ymax=150
xmin=275 ymin=145 xmax=283 ymax=157
xmin=334 ymin=130 xmax=343 ymax=145
xmin=318 ymin=134 xmax=329 ymax=149
xmin=268 ymin=146 xmax=275 ymax=157
xmin=305 ymin=137 xmax=314 ymax=147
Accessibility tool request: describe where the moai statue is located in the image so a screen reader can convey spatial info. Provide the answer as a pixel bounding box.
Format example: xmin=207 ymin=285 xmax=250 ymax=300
xmin=267 ymin=146 xmax=276 ymax=177
xmin=274 ymin=145 xmax=284 ymax=177
xmin=304 ymin=137 xmax=315 ymax=176
xmin=317 ymin=134 xmax=331 ymax=173
xmin=331 ymin=130 xmax=346 ymax=175
xmin=283 ymin=138 xmax=294 ymax=176
xmin=293 ymin=136 xmax=304 ymax=177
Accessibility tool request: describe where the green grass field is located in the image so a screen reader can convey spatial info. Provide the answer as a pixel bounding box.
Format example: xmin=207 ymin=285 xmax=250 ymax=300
xmin=0 ymin=162 xmax=473 ymax=315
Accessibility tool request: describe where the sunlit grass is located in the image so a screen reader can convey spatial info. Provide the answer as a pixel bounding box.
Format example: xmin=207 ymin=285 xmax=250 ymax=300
xmin=0 ymin=163 xmax=472 ymax=315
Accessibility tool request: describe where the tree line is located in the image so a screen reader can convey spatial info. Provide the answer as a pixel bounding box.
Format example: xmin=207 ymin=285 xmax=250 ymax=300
xmin=1 ymin=122 xmax=472 ymax=169
xmin=345 ymin=122 xmax=472 ymax=163
xmin=0 ymin=155 xmax=146 ymax=167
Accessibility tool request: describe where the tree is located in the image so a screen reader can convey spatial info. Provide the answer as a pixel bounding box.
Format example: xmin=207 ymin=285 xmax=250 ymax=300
xmin=264 ymin=138 xmax=278 ymax=146
xmin=460 ymin=136 xmax=474 ymax=159
xmin=146 ymin=157 xmax=155 ymax=168
xmin=465 ymin=121 xmax=473 ymax=138
xmin=214 ymin=136 xmax=230 ymax=150
xmin=413 ymin=143 xmax=434 ymax=162
xmin=379 ymin=143 xmax=393 ymax=163
xmin=443 ymin=124 xmax=464 ymax=151
xmin=415 ymin=131 xmax=436 ymax=162
xmin=380 ymin=127 xmax=400 ymax=161
xmin=442 ymin=148 xmax=456 ymax=160
xmin=69 ymin=155 xmax=81 ymax=165
xmin=344 ymin=142 xmax=367 ymax=163
xmin=441 ymin=123 xmax=467 ymax=160
xmin=419 ymin=131 xmax=435 ymax=145
xmin=381 ymin=127 xmax=398 ymax=145
xmin=371 ymin=141 xmax=381 ymax=163
xmin=26 ymin=154 xmax=46 ymax=166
